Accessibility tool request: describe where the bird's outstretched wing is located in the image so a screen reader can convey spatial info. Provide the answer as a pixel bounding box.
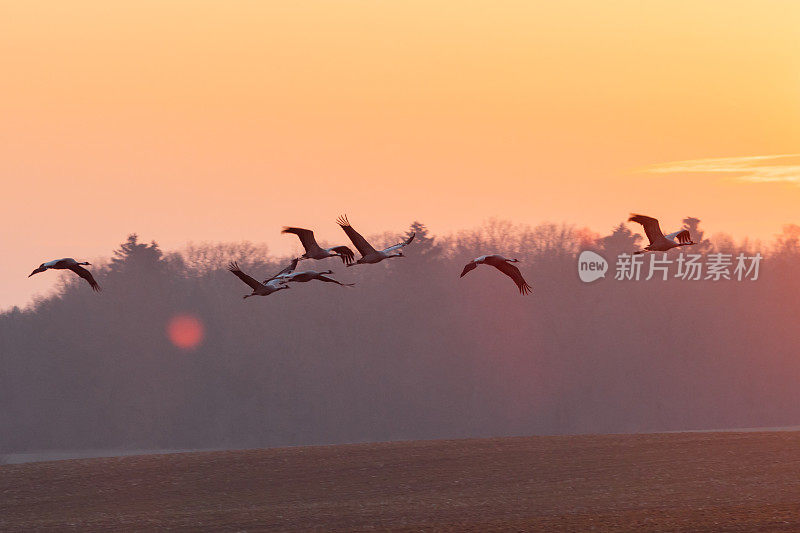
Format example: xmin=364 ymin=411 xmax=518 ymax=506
xmin=265 ymin=279 xmax=288 ymax=289
xmin=264 ymin=258 xmax=299 ymax=283
xmin=493 ymin=261 xmax=533 ymax=295
xmin=628 ymin=214 xmax=664 ymax=245
xmin=316 ymin=274 xmax=355 ymax=286
xmin=336 ymin=215 xmax=376 ymax=256
xmin=282 ymin=227 xmax=320 ymax=253
xmin=460 ymin=261 xmax=478 ymax=278
xmin=383 ymin=232 xmax=415 ymax=253
xmin=71 ymin=265 xmax=102 ymax=292
xmin=330 ymin=246 xmax=355 ymax=265
xmin=228 ymin=261 xmax=263 ymax=290
xmin=665 ymin=229 xmax=692 ymax=244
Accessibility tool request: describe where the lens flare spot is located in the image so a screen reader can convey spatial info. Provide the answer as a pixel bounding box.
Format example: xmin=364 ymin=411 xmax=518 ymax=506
xmin=167 ymin=314 xmax=205 ymax=350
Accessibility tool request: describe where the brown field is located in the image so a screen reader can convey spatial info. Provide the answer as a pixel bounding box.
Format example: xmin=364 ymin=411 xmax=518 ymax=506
xmin=3 ymin=431 xmax=800 ymax=531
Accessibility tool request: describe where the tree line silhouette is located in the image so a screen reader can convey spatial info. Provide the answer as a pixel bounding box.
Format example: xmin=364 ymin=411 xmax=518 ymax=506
xmin=3 ymin=218 xmax=800 ymax=454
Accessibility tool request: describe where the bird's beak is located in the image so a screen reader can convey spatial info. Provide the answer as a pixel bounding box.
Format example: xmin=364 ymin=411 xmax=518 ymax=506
xmin=28 ymin=267 xmax=44 ymax=277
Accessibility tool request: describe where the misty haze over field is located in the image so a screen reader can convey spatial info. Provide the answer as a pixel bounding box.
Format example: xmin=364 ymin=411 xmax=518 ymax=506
xmin=3 ymin=218 xmax=800 ymax=456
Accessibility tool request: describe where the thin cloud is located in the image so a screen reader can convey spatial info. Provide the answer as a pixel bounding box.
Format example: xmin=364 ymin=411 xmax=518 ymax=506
xmin=642 ymin=154 xmax=800 ymax=184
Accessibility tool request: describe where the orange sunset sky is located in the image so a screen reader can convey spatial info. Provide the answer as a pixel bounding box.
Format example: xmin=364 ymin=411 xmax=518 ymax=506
xmin=1 ymin=1 xmax=799 ymax=309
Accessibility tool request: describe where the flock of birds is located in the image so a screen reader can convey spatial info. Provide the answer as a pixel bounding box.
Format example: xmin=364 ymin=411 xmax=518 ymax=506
xmin=27 ymin=214 xmax=696 ymax=297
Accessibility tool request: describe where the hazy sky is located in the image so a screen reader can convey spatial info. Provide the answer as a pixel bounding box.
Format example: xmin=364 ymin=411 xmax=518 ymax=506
xmin=2 ymin=1 xmax=799 ymax=309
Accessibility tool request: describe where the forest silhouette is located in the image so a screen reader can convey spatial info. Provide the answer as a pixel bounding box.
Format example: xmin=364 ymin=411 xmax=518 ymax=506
xmin=3 ymin=218 xmax=800 ymax=454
